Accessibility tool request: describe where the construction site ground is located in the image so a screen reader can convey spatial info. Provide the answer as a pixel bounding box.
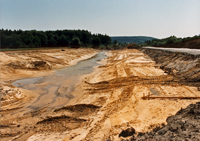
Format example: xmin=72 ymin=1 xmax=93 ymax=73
xmin=0 ymin=48 xmax=199 ymax=141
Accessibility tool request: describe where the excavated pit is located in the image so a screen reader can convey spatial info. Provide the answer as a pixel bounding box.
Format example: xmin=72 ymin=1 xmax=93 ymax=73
xmin=0 ymin=48 xmax=200 ymax=141
xmin=35 ymin=115 xmax=87 ymax=132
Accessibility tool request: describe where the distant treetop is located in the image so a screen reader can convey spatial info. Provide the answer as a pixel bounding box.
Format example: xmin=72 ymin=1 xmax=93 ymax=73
xmin=111 ymin=36 xmax=156 ymax=45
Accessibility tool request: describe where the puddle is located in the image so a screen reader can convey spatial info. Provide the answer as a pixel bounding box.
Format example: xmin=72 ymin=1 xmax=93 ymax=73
xmin=12 ymin=51 xmax=107 ymax=110
xmin=55 ymin=51 xmax=106 ymax=76
xmin=12 ymin=77 xmax=43 ymax=87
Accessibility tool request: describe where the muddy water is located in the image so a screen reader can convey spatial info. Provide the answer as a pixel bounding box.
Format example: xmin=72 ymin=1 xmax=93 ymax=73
xmin=12 ymin=52 xmax=107 ymax=110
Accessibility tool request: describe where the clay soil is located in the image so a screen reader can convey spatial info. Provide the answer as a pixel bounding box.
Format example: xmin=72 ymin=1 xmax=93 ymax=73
xmin=0 ymin=48 xmax=200 ymax=141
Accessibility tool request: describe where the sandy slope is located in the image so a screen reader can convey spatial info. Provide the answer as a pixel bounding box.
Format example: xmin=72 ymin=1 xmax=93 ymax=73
xmin=0 ymin=48 xmax=97 ymax=81
xmin=136 ymin=102 xmax=200 ymax=140
xmin=141 ymin=47 xmax=200 ymax=82
xmin=0 ymin=49 xmax=199 ymax=141
xmin=0 ymin=48 xmax=97 ymax=140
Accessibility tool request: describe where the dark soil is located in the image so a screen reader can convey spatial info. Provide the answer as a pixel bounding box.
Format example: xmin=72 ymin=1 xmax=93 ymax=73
xmin=135 ymin=102 xmax=200 ymax=140
xmin=119 ymin=127 xmax=136 ymax=138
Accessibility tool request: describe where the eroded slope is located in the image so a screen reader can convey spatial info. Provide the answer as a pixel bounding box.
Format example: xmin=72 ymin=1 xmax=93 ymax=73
xmin=141 ymin=47 xmax=200 ymax=82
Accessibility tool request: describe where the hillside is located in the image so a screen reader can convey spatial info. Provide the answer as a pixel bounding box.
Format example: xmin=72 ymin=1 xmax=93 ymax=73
xmin=111 ymin=36 xmax=156 ymax=44
xmin=145 ymin=35 xmax=200 ymax=49
xmin=162 ymin=38 xmax=200 ymax=49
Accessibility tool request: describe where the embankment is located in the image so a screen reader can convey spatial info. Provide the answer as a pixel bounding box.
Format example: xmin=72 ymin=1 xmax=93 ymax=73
xmin=141 ymin=47 xmax=200 ymax=83
xmin=130 ymin=47 xmax=200 ymax=140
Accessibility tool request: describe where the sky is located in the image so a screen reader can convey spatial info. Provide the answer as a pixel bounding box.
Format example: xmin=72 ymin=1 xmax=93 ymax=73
xmin=0 ymin=0 xmax=200 ymax=38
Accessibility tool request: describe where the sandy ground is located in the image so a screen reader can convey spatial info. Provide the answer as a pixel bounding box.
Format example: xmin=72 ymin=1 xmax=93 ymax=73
xmin=0 ymin=48 xmax=97 ymax=140
xmin=0 ymin=49 xmax=199 ymax=141
xmin=0 ymin=48 xmax=98 ymax=81
xmin=0 ymin=48 xmax=97 ymax=114
xmin=136 ymin=101 xmax=200 ymax=140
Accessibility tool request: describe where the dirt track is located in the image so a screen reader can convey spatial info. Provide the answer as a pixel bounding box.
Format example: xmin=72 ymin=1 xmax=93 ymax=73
xmin=0 ymin=48 xmax=200 ymax=141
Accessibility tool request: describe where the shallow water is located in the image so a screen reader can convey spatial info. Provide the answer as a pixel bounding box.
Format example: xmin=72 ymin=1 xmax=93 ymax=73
xmin=12 ymin=51 xmax=107 ymax=110
xmin=55 ymin=51 xmax=106 ymax=75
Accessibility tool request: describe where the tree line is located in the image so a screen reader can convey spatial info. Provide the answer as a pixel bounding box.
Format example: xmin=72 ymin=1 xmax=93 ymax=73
xmin=0 ymin=29 xmax=111 ymax=49
xmin=143 ymin=35 xmax=200 ymax=47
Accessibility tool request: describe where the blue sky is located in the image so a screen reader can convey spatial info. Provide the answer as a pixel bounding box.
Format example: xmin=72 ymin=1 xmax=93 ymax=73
xmin=1 ymin=0 xmax=200 ymax=38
